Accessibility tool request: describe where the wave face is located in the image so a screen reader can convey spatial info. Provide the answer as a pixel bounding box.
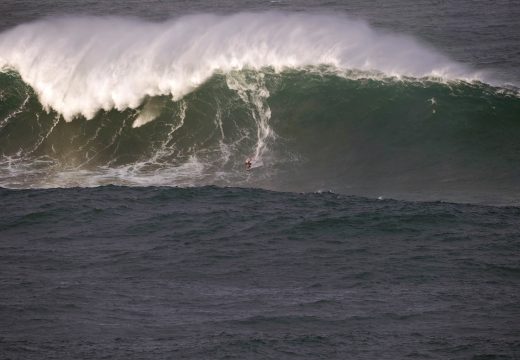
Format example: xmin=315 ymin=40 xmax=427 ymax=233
xmin=0 ymin=14 xmax=519 ymax=203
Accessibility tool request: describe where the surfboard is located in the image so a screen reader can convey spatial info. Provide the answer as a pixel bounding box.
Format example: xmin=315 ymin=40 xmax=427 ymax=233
xmin=246 ymin=159 xmax=263 ymax=171
xmin=250 ymin=160 xmax=263 ymax=169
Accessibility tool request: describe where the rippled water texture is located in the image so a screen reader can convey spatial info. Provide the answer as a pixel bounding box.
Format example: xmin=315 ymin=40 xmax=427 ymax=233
xmin=1 ymin=186 xmax=519 ymax=359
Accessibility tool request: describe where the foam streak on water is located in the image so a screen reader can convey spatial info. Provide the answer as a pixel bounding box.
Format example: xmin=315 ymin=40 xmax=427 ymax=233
xmin=226 ymin=71 xmax=273 ymax=163
xmin=0 ymin=13 xmax=485 ymax=120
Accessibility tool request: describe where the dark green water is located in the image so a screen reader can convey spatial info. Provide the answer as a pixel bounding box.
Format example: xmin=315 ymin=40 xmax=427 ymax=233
xmin=1 ymin=69 xmax=519 ymax=203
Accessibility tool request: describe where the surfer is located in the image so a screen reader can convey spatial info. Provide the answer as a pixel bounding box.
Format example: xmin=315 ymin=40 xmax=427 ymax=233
xmin=245 ymin=158 xmax=252 ymax=170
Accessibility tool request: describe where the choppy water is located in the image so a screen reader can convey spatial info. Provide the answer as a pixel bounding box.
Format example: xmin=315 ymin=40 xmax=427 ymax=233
xmin=0 ymin=1 xmax=519 ymax=359
xmin=1 ymin=186 xmax=520 ymax=359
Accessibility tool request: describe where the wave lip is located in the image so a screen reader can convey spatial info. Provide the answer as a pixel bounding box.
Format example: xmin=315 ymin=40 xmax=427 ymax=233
xmin=0 ymin=12 xmax=488 ymax=120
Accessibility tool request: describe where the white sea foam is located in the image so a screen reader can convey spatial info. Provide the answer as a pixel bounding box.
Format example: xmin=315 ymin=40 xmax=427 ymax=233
xmin=0 ymin=12 xmax=487 ymax=120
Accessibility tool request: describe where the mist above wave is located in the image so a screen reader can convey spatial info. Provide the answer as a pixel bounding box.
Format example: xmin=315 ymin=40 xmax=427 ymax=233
xmin=0 ymin=12 xmax=485 ymax=120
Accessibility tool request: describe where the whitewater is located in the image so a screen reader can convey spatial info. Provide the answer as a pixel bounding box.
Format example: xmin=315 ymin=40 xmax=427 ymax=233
xmin=0 ymin=13 xmax=490 ymax=121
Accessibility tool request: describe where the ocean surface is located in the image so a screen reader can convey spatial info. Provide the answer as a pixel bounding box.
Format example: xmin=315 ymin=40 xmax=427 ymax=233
xmin=0 ymin=1 xmax=519 ymax=359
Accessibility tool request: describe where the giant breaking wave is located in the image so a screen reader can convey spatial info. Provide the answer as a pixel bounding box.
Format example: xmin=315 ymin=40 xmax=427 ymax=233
xmin=0 ymin=13 xmax=519 ymax=204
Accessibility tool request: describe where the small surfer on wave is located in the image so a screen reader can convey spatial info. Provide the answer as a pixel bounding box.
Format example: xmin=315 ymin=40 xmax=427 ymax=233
xmin=245 ymin=158 xmax=252 ymax=171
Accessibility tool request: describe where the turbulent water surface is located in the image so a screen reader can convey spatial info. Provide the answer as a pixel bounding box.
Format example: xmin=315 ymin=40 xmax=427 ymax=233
xmin=1 ymin=1 xmax=519 ymax=359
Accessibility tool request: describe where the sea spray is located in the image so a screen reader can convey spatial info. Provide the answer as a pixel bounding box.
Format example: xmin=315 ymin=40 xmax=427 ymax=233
xmin=0 ymin=13 xmax=486 ymax=121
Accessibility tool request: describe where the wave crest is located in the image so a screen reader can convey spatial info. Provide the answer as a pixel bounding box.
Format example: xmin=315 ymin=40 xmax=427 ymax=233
xmin=0 ymin=12 xmax=487 ymax=120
